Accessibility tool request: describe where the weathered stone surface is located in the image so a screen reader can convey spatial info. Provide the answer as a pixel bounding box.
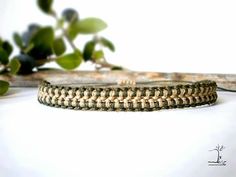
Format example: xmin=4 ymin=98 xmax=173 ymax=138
xmin=0 ymin=70 xmax=235 ymax=90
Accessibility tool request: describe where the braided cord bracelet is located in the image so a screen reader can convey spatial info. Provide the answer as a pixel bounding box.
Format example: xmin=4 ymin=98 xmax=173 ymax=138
xmin=37 ymin=79 xmax=217 ymax=111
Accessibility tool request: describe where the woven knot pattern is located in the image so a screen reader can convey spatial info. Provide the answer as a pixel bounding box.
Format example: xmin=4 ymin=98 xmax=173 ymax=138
xmin=38 ymin=80 xmax=217 ymax=111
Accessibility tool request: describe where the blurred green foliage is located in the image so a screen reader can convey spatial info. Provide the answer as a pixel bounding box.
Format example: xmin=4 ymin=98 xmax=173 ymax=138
xmin=0 ymin=0 xmax=121 ymax=95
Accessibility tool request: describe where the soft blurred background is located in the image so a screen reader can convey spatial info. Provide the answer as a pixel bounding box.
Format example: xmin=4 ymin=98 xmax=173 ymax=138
xmin=1 ymin=0 xmax=236 ymax=73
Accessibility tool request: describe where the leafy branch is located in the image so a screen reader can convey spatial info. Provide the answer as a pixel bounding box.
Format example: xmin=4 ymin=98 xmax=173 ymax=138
xmin=0 ymin=0 xmax=123 ymax=95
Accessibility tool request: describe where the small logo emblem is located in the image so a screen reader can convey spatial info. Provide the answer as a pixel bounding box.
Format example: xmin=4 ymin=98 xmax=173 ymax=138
xmin=208 ymin=144 xmax=226 ymax=166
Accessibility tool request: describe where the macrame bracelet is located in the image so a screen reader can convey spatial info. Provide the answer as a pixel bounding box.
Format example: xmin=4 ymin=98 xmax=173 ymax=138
xmin=37 ymin=80 xmax=217 ymax=111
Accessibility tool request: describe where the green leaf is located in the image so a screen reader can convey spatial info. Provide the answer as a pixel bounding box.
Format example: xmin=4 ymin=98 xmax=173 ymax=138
xmin=2 ymin=41 xmax=13 ymax=56
xmin=13 ymin=54 xmax=36 ymax=74
xmin=28 ymin=27 xmax=54 ymax=59
xmin=30 ymin=27 xmax=54 ymax=46
xmin=37 ymin=0 xmax=53 ymax=14
xmin=83 ymin=41 xmax=95 ymax=61
xmin=56 ymin=52 xmax=82 ymax=70
xmin=22 ymin=24 xmax=41 ymax=46
xmin=0 ymin=80 xmax=9 ymax=96
xmin=66 ymin=17 xmax=108 ymax=38
xmin=0 ymin=47 xmax=9 ymax=64
xmin=67 ymin=22 xmax=79 ymax=40
xmin=53 ymin=38 xmax=66 ymax=56
xmin=77 ymin=18 xmax=107 ymax=34
xmin=67 ymin=18 xmax=106 ymax=39
xmin=13 ymin=33 xmax=24 ymax=49
xmin=62 ymin=8 xmax=79 ymax=22
xmin=100 ymin=37 xmax=115 ymax=52
xmin=92 ymin=50 xmax=104 ymax=60
xmin=9 ymin=58 xmax=21 ymax=75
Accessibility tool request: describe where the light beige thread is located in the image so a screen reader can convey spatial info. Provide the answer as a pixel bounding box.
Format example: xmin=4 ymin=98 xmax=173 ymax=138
xmin=38 ymin=80 xmax=217 ymax=111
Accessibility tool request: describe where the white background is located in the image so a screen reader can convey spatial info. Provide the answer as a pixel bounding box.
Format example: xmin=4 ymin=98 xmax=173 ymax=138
xmin=0 ymin=0 xmax=236 ymax=177
xmin=1 ymin=89 xmax=236 ymax=177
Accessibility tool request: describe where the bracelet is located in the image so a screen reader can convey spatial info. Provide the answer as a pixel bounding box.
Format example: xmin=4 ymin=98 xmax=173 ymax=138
xmin=37 ymin=80 xmax=217 ymax=111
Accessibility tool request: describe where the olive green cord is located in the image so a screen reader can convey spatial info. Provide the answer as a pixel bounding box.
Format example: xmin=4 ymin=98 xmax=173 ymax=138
xmin=38 ymin=80 xmax=218 ymax=111
xmin=216 ymin=87 xmax=236 ymax=92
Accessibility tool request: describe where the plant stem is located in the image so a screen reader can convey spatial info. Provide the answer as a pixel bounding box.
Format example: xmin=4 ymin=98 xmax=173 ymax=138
xmin=35 ymin=57 xmax=57 ymax=66
xmin=94 ymin=59 xmax=117 ymax=69
xmin=51 ymin=10 xmax=125 ymax=71
xmin=51 ymin=11 xmax=77 ymax=51
xmin=62 ymin=28 xmax=77 ymax=50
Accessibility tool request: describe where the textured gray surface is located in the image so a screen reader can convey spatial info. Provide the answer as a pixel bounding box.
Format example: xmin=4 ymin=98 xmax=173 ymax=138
xmin=1 ymin=71 xmax=236 ymax=91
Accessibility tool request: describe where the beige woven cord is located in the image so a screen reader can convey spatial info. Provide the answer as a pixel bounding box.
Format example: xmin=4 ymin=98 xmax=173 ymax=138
xmin=38 ymin=80 xmax=217 ymax=111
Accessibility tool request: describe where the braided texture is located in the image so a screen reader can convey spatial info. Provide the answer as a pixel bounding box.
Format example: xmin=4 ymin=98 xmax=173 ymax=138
xmin=38 ymin=80 xmax=217 ymax=111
